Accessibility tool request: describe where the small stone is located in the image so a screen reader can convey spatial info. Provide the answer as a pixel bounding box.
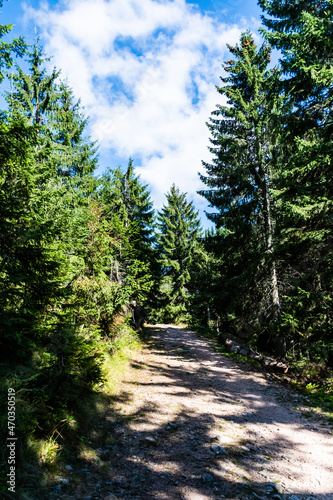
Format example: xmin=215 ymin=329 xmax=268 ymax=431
xmin=240 ymin=446 xmax=250 ymax=452
xmin=145 ymin=436 xmax=157 ymax=443
xmin=65 ymin=465 xmax=73 ymax=471
xmin=202 ymin=473 xmax=214 ymax=483
xmin=259 ymin=469 xmax=268 ymax=477
xmin=210 ymin=445 xmax=228 ymax=455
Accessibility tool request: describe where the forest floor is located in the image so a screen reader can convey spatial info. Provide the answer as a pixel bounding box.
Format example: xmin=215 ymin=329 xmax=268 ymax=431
xmin=52 ymin=325 xmax=333 ymax=500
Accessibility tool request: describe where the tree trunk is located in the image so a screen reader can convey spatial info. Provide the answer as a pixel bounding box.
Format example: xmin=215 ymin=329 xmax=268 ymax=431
xmin=261 ymin=172 xmax=285 ymax=357
xmin=261 ymin=169 xmax=280 ymax=320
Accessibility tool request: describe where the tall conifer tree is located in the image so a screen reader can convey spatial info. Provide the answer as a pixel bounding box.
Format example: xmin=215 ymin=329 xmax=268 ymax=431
xmin=50 ymin=80 xmax=98 ymax=184
xmin=100 ymin=160 xmax=154 ymax=308
xmin=8 ymin=41 xmax=59 ymax=125
xmin=101 ymin=159 xmax=155 ymax=254
xmin=156 ymin=185 xmax=202 ymax=323
xmin=199 ymin=32 xmax=283 ymax=344
xmin=259 ymin=0 xmax=333 ymax=361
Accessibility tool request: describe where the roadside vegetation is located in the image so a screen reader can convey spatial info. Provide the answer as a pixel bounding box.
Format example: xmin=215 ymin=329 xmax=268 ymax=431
xmin=0 ymin=0 xmax=332 ymax=496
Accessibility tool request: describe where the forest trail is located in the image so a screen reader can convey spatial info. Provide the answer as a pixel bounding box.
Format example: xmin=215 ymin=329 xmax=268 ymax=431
xmin=57 ymin=325 xmax=333 ymax=500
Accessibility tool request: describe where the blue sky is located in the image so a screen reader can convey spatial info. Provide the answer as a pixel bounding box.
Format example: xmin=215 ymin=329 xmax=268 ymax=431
xmin=1 ymin=0 xmax=265 ymax=224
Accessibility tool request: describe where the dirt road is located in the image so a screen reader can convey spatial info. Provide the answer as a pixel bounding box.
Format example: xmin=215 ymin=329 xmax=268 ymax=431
xmin=57 ymin=325 xmax=333 ymax=500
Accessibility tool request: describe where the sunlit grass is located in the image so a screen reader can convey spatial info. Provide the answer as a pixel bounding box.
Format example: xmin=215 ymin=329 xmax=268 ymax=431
xmin=100 ymin=325 xmax=141 ymax=394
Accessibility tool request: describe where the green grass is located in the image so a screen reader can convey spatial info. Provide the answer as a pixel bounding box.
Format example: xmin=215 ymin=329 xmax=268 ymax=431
xmin=0 ymin=323 xmax=142 ymax=499
xmin=101 ymin=325 xmax=141 ymax=394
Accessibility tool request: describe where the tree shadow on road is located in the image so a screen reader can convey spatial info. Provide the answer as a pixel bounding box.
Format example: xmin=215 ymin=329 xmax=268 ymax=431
xmin=42 ymin=325 xmax=332 ymax=500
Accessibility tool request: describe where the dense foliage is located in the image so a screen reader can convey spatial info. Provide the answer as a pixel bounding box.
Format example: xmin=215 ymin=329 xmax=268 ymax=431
xmin=0 ymin=0 xmax=332 ymax=496
xmin=200 ymin=6 xmax=332 ymax=365
xmin=257 ymin=0 xmax=333 ymax=363
xmin=199 ymin=32 xmax=283 ymax=350
xmin=0 ymin=37 xmax=154 ymax=497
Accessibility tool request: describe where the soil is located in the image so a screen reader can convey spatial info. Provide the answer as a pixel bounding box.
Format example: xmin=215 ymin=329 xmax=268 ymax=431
xmin=54 ymin=325 xmax=333 ymax=500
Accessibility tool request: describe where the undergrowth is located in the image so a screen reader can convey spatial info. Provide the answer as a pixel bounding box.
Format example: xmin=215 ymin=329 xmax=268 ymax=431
xmin=0 ymin=323 xmax=141 ymax=499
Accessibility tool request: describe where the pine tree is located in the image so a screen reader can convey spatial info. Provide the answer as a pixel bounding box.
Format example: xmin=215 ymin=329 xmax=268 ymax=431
xmin=156 ymin=185 xmax=202 ymax=323
xmin=8 ymin=40 xmax=59 ymax=125
xmin=50 ymin=80 xmax=98 ymax=184
xmin=258 ymin=0 xmax=333 ymax=362
xmin=0 ymin=38 xmax=107 ymax=418
xmin=199 ymin=32 xmax=283 ymax=344
xmin=258 ymin=0 xmax=333 ymax=109
xmin=0 ymin=117 xmax=68 ymax=362
xmin=101 ymin=159 xmax=155 ymax=254
xmin=100 ymin=160 xmax=154 ymax=314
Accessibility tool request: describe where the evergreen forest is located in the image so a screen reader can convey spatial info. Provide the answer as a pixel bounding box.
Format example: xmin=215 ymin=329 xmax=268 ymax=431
xmin=0 ymin=0 xmax=332 ymax=496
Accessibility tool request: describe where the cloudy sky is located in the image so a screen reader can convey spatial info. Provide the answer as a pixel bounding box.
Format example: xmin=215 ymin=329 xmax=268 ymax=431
xmin=1 ymin=0 xmax=264 ymax=224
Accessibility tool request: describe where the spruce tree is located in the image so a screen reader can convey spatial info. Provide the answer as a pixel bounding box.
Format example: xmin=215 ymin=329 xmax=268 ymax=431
xmin=156 ymin=185 xmax=202 ymax=324
xmin=0 ymin=38 xmax=107 ymax=414
xmin=8 ymin=41 xmax=59 ymax=125
xmin=50 ymin=80 xmax=98 ymax=184
xmin=100 ymin=160 xmax=154 ymax=312
xmin=8 ymin=45 xmax=97 ymax=190
xmin=7 ymin=43 xmax=99 ymax=283
xmin=258 ymin=1 xmax=333 ymax=213
xmin=101 ymin=159 xmax=155 ymax=254
xmin=258 ymin=0 xmax=333 ymax=110
xmin=0 ymin=117 xmax=68 ymax=361
xmin=259 ymin=0 xmax=333 ymax=362
xmin=199 ymin=32 xmax=283 ymax=345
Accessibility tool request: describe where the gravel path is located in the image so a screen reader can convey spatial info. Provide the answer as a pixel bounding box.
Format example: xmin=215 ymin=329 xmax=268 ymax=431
xmin=57 ymin=325 xmax=333 ymax=500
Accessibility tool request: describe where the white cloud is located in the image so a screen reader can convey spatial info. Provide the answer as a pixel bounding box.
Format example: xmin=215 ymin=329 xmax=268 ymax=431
xmin=24 ymin=0 xmax=257 ymax=219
